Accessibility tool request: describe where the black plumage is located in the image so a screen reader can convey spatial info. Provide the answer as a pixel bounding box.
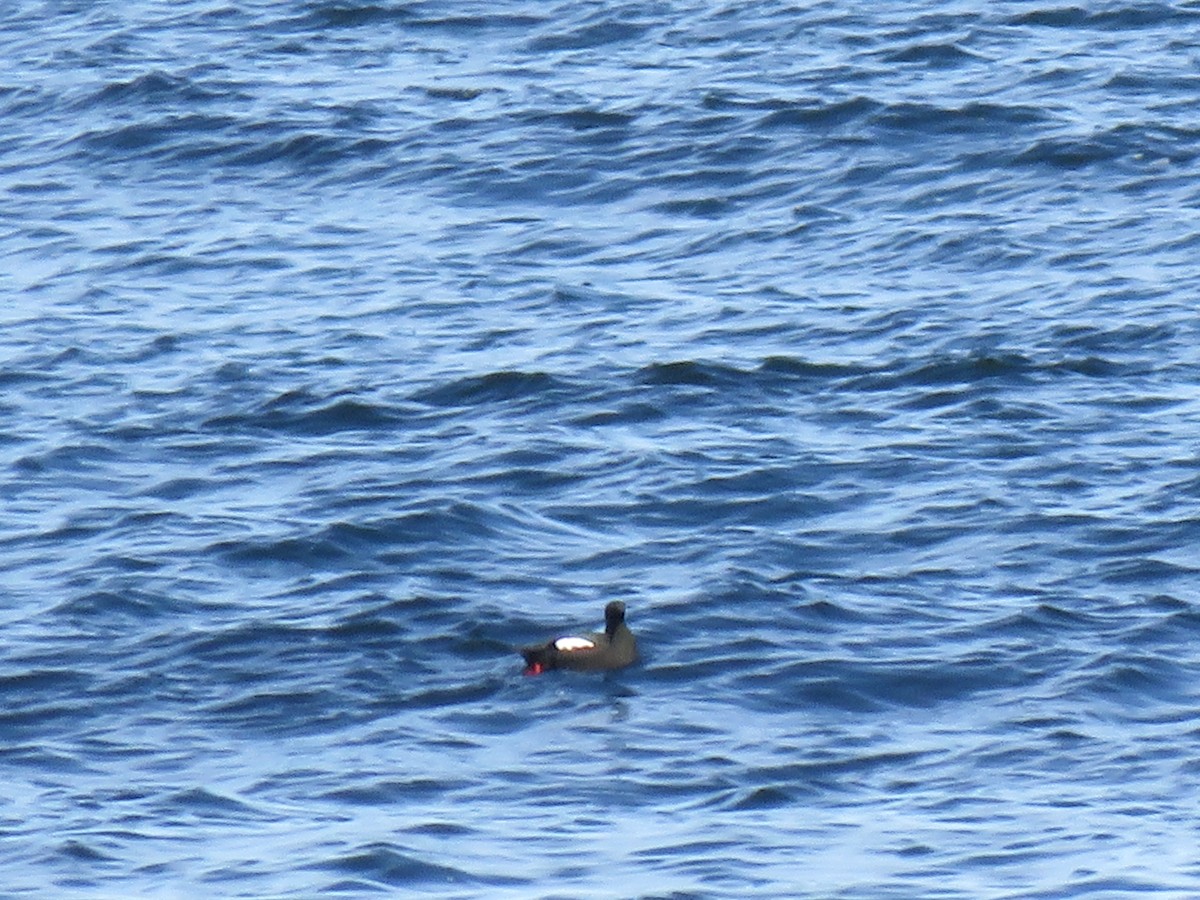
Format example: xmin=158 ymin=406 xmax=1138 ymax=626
xmin=519 ymin=601 xmax=637 ymax=674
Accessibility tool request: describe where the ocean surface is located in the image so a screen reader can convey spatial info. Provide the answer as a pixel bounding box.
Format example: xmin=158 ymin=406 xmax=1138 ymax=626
xmin=3 ymin=1 xmax=1200 ymax=896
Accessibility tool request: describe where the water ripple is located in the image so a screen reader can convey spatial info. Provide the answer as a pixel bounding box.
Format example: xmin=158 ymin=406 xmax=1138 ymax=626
xmin=3 ymin=0 xmax=1200 ymax=896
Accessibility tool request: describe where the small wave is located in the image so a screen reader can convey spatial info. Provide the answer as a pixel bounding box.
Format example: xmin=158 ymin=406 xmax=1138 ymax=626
xmin=1007 ymin=4 xmax=1192 ymax=29
xmin=1044 ymin=356 xmax=1132 ymax=378
xmin=637 ymin=359 xmax=735 ymax=387
xmin=155 ymin=786 xmax=274 ymax=822
xmin=881 ymin=41 xmax=988 ymax=67
xmin=524 ymin=107 xmax=637 ymax=133
xmin=652 ymin=196 xmax=736 ymax=218
xmin=182 ymin=620 xmax=313 ymax=662
xmin=848 ymin=351 xmax=1036 ymax=392
xmin=285 ymin=3 xmax=418 ymax=30
xmin=571 ymin=400 xmax=664 ymax=426
xmin=1124 ymin=604 xmax=1200 ymax=649
xmin=603 ymin=351 xmax=1092 ymax=418
xmin=1013 ymin=135 xmax=1124 ymax=170
xmin=525 ymin=19 xmax=650 ymax=53
xmin=871 ymin=100 xmax=1050 ymax=135
xmin=138 ymin=476 xmax=220 ymax=501
xmin=701 ymin=91 xmax=791 ymax=113
xmin=0 ymin=669 xmax=94 ymax=738
xmin=789 ymin=203 xmax=852 ymax=230
xmin=204 ymin=687 xmax=358 ymax=735
xmin=209 ymin=534 xmax=358 ymax=569
xmin=757 ymin=96 xmax=881 ymax=130
xmin=205 ymin=394 xmax=405 ymax=436
xmin=1051 ymin=320 xmax=1177 ymax=355
xmin=228 ymin=132 xmax=394 ymax=172
xmin=411 ymin=370 xmax=566 ymax=409
xmin=77 ymin=69 xmax=233 ymax=110
xmin=407 ymin=13 xmax=546 ymax=32
xmin=69 ymin=111 xmax=398 ymax=177
xmin=70 ymin=114 xmax=238 ymax=161
xmin=0 ymin=743 xmax=90 ymax=774
xmin=1098 ymin=557 xmax=1198 ymax=586
xmin=759 ymin=355 xmax=867 ymax=380
xmin=58 ymin=839 xmax=118 ymax=863
xmin=420 ymin=85 xmax=487 ymax=101
xmin=0 ymin=668 xmax=92 ymax=698
xmin=13 ymin=441 xmax=120 ymax=474
xmin=396 ymin=677 xmax=504 ymax=712
xmin=316 ymin=842 xmax=529 ymax=889
xmin=319 ymin=777 xmax=473 ymax=806
xmin=984 ymin=603 xmax=1105 ymax=638
xmin=51 ymin=589 xmax=172 ymax=623
xmin=734 ymin=653 xmax=1032 ymax=712
xmin=289 ymin=3 xmax=543 ymax=32
xmin=739 ymin=749 xmax=926 ymax=798
xmin=324 ymin=603 xmax=407 ymax=641
xmin=1070 ymin=650 xmax=1192 ymax=706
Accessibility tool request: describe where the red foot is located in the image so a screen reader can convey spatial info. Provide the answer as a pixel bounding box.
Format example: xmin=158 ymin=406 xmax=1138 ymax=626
xmin=523 ymin=662 xmax=545 ymax=676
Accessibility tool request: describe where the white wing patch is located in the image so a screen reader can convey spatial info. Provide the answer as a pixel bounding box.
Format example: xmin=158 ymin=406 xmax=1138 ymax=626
xmin=554 ymin=636 xmax=596 ymax=652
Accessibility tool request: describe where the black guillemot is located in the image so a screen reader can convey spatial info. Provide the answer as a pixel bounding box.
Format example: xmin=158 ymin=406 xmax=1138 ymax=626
xmin=519 ymin=601 xmax=637 ymax=675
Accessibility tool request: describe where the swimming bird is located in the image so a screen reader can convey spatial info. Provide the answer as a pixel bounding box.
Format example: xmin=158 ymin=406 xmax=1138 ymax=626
xmin=519 ymin=601 xmax=637 ymax=674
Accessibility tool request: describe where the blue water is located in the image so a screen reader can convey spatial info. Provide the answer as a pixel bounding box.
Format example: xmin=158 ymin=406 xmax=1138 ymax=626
xmin=4 ymin=1 xmax=1200 ymax=895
